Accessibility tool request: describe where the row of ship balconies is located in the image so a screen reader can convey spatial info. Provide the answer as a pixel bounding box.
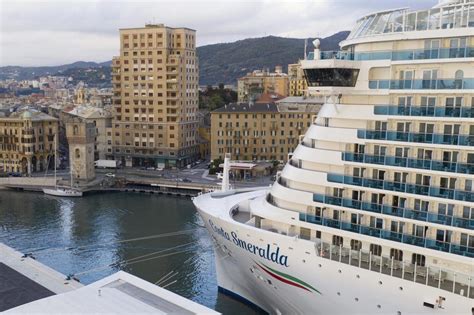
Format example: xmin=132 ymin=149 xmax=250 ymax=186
xmin=357 ymin=129 xmax=474 ymax=146
xmin=308 ymin=46 xmax=474 ymax=61
xmin=368 ymin=78 xmax=473 ymax=90
xmin=263 ymin=196 xmax=473 ymax=299
xmin=373 ymin=105 xmax=473 ymax=118
xmin=325 ymin=172 xmax=473 ymax=202
xmin=299 ymin=212 xmax=473 ymax=259
xmin=312 ymin=193 xmax=473 ymax=230
xmin=342 ymin=152 xmax=473 ymax=175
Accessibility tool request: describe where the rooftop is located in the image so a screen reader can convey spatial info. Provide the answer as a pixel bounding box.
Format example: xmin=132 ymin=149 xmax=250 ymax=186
xmin=5 ymin=109 xmax=57 ymax=122
xmin=212 ymin=102 xmax=278 ymax=113
xmin=6 ymin=271 xmax=219 ymax=314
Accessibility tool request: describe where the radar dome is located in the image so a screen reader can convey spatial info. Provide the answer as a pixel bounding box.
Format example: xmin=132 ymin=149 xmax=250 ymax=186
xmin=312 ymin=39 xmax=320 ymax=49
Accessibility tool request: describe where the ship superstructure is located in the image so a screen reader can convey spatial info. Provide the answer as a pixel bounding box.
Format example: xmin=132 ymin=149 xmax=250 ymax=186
xmin=194 ymin=1 xmax=474 ymax=313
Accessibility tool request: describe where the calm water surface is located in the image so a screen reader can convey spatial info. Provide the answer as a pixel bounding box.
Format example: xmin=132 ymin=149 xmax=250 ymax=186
xmin=0 ymin=190 xmax=260 ymax=314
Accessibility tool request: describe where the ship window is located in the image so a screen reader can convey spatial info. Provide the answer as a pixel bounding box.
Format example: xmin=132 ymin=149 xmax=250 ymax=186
xmin=370 ymin=244 xmax=382 ymax=256
xmin=350 ymin=239 xmax=362 ymax=251
xmin=390 ymin=248 xmax=403 ymax=261
xmin=303 ymin=68 xmax=359 ymax=87
xmin=332 ymin=235 xmax=343 ymax=246
xmin=411 ymin=253 xmax=426 ymax=267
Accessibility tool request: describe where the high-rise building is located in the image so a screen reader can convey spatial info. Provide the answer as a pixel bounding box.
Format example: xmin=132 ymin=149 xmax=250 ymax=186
xmin=111 ymin=24 xmax=199 ymax=168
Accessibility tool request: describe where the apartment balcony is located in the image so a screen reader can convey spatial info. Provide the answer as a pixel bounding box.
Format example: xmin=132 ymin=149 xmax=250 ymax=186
xmin=368 ymin=78 xmax=474 ymax=90
xmin=357 ymin=129 xmax=474 ymax=146
xmin=374 ymin=105 xmax=473 ymax=118
xmin=307 ymin=46 xmax=474 ymax=61
xmin=342 ymin=152 xmax=473 ymax=175
xmin=299 ymin=213 xmax=474 ymax=258
xmin=313 ymin=193 xmax=474 ymax=230
xmin=326 ymin=173 xmax=474 ymax=202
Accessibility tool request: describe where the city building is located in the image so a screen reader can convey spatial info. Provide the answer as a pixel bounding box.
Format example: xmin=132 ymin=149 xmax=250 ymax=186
xmin=111 ymin=23 xmax=199 ymax=168
xmin=237 ymin=66 xmax=289 ymax=102
xmin=288 ymin=62 xmax=307 ymax=96
xmin=0 ymin=109 xmax=58 ymax=175
xmin=65 ymin=116 xmax=96 ymax=182
xmin=210 ymin=96 xmax=322 ymax=162
xmin=65 ymin=105 xmax=112 ymax=160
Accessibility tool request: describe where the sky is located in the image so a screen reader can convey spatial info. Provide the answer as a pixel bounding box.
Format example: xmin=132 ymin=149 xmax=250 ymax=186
xmin=0 ymin=0 xmax=436 ymax=67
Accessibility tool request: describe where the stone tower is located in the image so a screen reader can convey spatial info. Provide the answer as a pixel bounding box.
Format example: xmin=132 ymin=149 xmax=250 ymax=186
xmin=65 ymin=116 xmax=96 ymax=183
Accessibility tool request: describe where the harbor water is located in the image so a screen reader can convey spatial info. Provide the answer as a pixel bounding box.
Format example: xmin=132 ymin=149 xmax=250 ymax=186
xmin=0 ymin=190 xmax=261 ymax=314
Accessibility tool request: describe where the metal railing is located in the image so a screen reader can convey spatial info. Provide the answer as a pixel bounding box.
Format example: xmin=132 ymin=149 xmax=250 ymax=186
xmin=374 ymin=105 xmax=474 ymax=118
xmin=313 ymin=240 xmax=473 ymax=299
xmin=300 ymin=213 xmax=474 ymax=258
xmin=357 ymin=129 xmax=474 ymax=147
xmin=327 ymin=172 xmax=474 ymax=202
xmin=313 ymin=193 xmax=474 ymax=230
xmin=368 ymin=78 xmax=474 ymax=90
xmin=342 ymin=152 xmax=474 ymax=175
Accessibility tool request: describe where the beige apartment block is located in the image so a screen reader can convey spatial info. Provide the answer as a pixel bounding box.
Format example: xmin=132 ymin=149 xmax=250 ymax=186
xmin=111 ymin=24 xmax=199 ymax=168
xmin=288 ymin=62 xmax=307 ymax=96
xmin=237 ymin=66 xmax=289 ymax=103
xmin=210 ymin=97 xmax=322 ymax=162
xmin=0 ymin=110 xmax=58 ymax=175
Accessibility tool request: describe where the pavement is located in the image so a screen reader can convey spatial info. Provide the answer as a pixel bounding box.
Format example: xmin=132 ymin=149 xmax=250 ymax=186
xmin=29 ymin=161 xmax=275 ymax=189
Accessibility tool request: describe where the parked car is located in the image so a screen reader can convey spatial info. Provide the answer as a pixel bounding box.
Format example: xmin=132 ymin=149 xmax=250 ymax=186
xmin=8 ymin=172 xmax=21 ymax=177
xmin=182 ymin=178 xmax=192 ymax=182
xmin=105 ymin=173 xmax=116 ymax=178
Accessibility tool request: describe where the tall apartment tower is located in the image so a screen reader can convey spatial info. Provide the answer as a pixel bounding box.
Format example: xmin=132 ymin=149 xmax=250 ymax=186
xmin=111 ymin=24 xmax=199 ymax=168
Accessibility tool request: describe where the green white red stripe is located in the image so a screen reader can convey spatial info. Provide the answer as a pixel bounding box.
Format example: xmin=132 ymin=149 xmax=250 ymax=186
xmin=255 ymin=261 xmax=321 ymax=294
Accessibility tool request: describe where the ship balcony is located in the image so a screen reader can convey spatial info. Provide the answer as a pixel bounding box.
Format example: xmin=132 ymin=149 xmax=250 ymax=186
xmin=299 ymin=213 xmax=474 ymax=259
xmin=357 ymin=129 xmax=474 ymax=147
xmin=312 ymin=193 xmax=474 ymax=230
xmin=326 ymin=172 xmax=474 ymax=202
xmin=312 ymin=239 xmax=474 ymax=299
xmin=342 ymin=152 xmax=473 ymax=175
xmin=368 ymin=78 xmax=474 ymax=90
xmin=374 ymin=105 xmax=474 ymax=118
xmin=307 ymin=47 xmax=474 ymax=61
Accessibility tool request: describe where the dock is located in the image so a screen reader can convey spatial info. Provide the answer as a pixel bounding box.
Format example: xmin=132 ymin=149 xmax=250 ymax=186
xmin=0 ymin=243 xmax=220 ymax=314
xmin=0 ymin=176 xmax=219 ymax=197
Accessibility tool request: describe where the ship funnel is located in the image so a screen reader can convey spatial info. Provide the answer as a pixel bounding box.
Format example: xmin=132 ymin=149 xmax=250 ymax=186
xmin=222 ymin=153 xmax=231 ymax=191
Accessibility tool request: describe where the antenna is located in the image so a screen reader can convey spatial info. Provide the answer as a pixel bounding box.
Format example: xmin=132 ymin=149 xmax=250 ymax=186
xmin=304 ymin=38 xmax=307 ymax=60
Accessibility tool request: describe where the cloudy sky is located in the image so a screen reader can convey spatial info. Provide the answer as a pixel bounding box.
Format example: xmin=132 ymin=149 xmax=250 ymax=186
xmin=0 ymin=0 xmax=436 ymax=67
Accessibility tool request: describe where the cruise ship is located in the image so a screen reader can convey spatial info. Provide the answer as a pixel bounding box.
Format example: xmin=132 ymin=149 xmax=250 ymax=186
xmin=194 ymin=1 xmax=474 ymax=313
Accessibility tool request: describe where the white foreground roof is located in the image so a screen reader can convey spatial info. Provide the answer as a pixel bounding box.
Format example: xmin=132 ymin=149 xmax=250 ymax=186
xmin=6 ymin=270 xmax=220 ymax=315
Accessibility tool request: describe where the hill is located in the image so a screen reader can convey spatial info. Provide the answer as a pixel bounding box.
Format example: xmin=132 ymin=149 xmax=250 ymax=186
xmin=198 ymin=31 xmax=349 ymax=85
xmin=0 ymin=31 xmax=349 ymax=86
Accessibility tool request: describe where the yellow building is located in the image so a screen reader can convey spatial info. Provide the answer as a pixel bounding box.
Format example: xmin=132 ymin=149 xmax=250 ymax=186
xmin=288 ymin=62 xmax=307 ymax=96
xmin=210 ymin=97 xmax=323 ymax=162
xmin=111 ymin=24 xmax=199 ymax=168
xmin=0 ymin=110 xmax=58 ymax=175
xmin=237 ymin=66 xmax=289 ymax=102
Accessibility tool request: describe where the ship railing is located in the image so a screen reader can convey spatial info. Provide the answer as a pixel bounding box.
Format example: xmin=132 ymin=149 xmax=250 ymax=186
xmin=315 ymin=241 xmax=473 ymax=299
xmin=308 ymin=47 xmax=474 ymax=61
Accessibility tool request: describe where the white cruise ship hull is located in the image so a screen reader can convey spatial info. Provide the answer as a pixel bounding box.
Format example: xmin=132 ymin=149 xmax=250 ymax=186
xmin=43 ymin=188 xmax=83 ymax=197
xmin=194 ymin=190 xmax=473 ymax=314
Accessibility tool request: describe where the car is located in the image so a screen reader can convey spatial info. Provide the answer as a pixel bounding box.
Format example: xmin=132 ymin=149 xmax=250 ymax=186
xmin=146 ymin=167 xmax=155 ymax=170
xmin=182 ymin=178 xmax=192 ymax=182
xmin=105 ymin=173 xmax=115 ymax=178
xmin=156 ymin=167 xmax=164 ymax=171
xmin=8 ymin=172 xmax=21 ymax=177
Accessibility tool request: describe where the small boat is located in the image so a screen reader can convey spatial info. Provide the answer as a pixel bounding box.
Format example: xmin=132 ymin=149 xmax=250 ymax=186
xmin=43 ymin=134 xmax=83 ymax=197
xmin=42 ymin=187 xmax=83 ymax=197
